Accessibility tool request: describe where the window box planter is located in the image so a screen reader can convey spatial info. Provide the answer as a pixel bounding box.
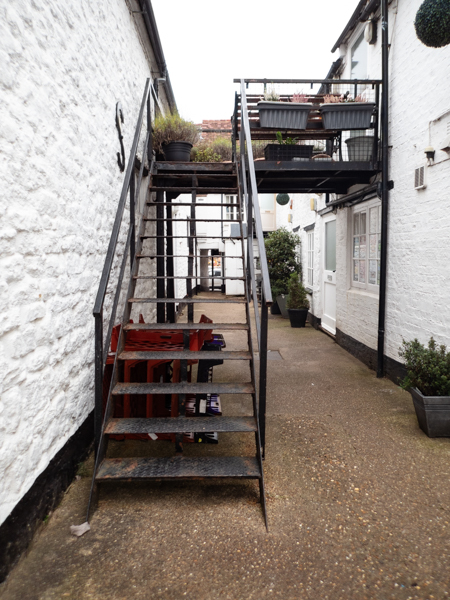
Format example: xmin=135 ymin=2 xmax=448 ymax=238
xmin=258 ymin=101 xmax=312 ymax=130
xmin=264 ymin=144 xmax=314 ymax=161
xmin=409 ymin=387 xmax=450 ymax=437
xmin=162 ymin=141 xmax=193 ymax=162
xmin=320 ymin=102 xmax=376 ymax=130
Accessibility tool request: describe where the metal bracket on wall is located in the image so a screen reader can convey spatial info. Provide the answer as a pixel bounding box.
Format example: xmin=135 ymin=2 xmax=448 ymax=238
xmin=116 ymin=102 xmax=125 ymax=172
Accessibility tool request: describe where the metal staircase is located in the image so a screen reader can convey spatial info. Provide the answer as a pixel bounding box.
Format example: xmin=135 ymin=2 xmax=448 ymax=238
xmin=87 ymin=79 xmax=272 ymax=528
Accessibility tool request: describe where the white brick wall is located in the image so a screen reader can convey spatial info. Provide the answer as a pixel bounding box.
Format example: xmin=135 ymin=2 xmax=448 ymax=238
xmin=335 ymin=0 xmax=450 ymax=360
xmin=0 ymin=0 xmax=165 ymax=525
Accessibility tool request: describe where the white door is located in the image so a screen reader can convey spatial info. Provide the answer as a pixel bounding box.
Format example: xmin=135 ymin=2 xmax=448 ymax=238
xmin=322 ymin=217 xmax=336 ymax=334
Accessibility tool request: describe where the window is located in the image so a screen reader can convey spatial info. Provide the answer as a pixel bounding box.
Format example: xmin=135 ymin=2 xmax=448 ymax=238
xmin=307 ymin=231 xmax=314 ymax=287
xmin=351 ymin=31 xmax=367 ymax=80
xmin=352 ymin=201 xmax=381 ymax=291
xmin=224 ymin=195 xmax=240 ymax=221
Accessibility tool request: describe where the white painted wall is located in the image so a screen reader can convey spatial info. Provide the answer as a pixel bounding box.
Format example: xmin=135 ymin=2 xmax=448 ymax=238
xmin=334 ymin=0 xmax=450 ymax=362
xmin=0 ymin=0 xmax=167 ymax=525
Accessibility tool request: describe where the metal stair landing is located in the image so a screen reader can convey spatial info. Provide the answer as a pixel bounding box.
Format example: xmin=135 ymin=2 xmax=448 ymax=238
xmin=90 ymin=101 xmax=269 ymax=530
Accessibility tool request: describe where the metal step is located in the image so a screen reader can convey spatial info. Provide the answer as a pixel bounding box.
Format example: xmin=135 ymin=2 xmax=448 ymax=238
xmin=128 ymin=297 xmax=246 ymax=304
xmin=118 ymin=350 xmax=251 ymax=361
xmin=124 ymin=323 xmax=249 ymax=331
xmin=105 ymin=416 xmax=257 ymax=435
xmin=148 ymin=203 xmax=240 ymax=207
xmin=144 ymin=218 xmax=237 ymax=222
xmin=96 ymin=456 xmax=261 ymax=481
xmin=150 ymin=187 xmax=238 ymax=194
xmin=133 ymin=275 xmax=245 ymax=280
xmin=155 ymin=162 xmax=235 ymax=173
xmin=139 ymin=235 xmax=242 ymax=239
xmin=112 ymin=382 xmax=255 ymax=395
xmin=136 ymin=254 xmax=244 ymax=259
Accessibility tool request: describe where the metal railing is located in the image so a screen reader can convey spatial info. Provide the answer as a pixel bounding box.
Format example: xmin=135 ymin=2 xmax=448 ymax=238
xmin=235 ymin=79 xmax=273 ymax=454
xmin=92 ymin=78 xmax=160 ymax=453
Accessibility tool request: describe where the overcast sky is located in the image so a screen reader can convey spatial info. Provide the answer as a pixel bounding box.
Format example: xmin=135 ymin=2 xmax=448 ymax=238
xmin=151 ymin=0 xmax=360 ymax=123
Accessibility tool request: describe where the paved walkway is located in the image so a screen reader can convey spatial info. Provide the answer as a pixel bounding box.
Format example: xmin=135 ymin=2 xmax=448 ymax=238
xmin=1 ymin=305 xmax=450 ymax=599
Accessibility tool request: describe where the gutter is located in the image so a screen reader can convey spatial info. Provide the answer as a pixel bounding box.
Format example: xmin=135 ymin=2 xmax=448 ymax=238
xmin=139 ymin=0 xmax=177 ymax=113
xmin=331 ymin=0 xmax=381 ymax=52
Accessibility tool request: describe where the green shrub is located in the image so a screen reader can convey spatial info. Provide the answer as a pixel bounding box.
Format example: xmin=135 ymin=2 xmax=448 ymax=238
xmin=264 ymin=228 xmax=301 ymax=297
xmin=399 ymin=337 xmax=450 ymax=396
xmin=414 ymin=0 xmax=450 ymax=48
xmin=286 ymin=273 xmax=309 ymax=310
xmin=153 ymin=112 xmax=200 ymax=153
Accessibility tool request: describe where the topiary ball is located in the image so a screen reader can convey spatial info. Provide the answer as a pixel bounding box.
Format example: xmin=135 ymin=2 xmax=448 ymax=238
xmin=276 ymin=193 xmax=290 ymax=206
xmin=414 ymin=0 xmax=450 ymax=48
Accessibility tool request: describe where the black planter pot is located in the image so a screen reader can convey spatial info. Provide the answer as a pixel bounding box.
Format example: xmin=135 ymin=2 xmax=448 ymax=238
xmin=162 ymin=141 xmax=193 ymax=162
xmin=270 ymin=300 xmax=281 ymax=315
xmin=410 ymin=387 xmax=450 ymax=437
xmin=264 ymin=144 xmax=314 ymax=162
xmin=288 ymin=308 xmax=308 ymax=328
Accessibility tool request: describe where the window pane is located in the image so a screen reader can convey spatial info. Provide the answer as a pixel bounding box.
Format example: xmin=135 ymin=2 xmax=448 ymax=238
xmin=325 ymin=220 xmax=336 ymax=271
xmin=359 ymin=235 xmax=366 ymax=259
xmin=369 ymin=260 xmax=377 ymax=285
xmin=369 ymin=234 xmax=377 ymax=258
xmin=351 ymin=32 xmax=367 ymax=80
xmin=370 ymin=207 xmax=378 ymax=233
xmin=359 ymin=260 xmax=366 ymax=283
xmin=259 ymin=194 xmax=274 ymax=210
xmin=353 ymin=236 xmax=360 ymax=258
xmin=354 ymin=213 xmax=360 ymax=235
xmin=353 ymin=260 xmax=359 ymax=281
xmin=377 ymin=238 xmax=381 ymax=259
xmin=360 ymin=212 xmax=366 ymax=234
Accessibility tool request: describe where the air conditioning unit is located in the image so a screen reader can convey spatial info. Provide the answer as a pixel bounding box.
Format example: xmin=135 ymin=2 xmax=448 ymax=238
xmin=414 ymin=166 xmax=426 ymax=190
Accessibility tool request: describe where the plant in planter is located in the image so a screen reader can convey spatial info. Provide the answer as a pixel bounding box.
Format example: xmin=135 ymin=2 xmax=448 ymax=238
xmin=399 ymin=337 xmax=450 ymax=437
xmin=414 ymin=0 xmax=450 ymax=48
xmin=286 ymin=273 xmax=310 ymax=328
xmin=258 ymin=87 xmax=312 ymax=130
xmin=153 ymin=112 xmax=200 ymax=161
xmin=264 ymin=131 xmax=314 ymax=161
xmin=265 ymin=228 xmax=301 ymax=317
xmin=320 ymin=92 xmax=376 ymax=131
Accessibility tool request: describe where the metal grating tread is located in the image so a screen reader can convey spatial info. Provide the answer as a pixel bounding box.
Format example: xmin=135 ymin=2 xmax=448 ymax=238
xmin=112 ymin=382 xmax=255 ymax=395
xmin=124 ymin=323 xmax=249 ymax=331
xmin=128 ymin=297 xmax=246 ymax=304
xmin=96 ymin=456 xmax=261 ymax=481
xmin=105 ymin=416 xmax=257 ymax=434
xmin=118 ymin=350 xmax=252 ymax=361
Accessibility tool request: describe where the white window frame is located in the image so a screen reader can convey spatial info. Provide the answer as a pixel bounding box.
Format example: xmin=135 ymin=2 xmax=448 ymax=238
xmin=307 ymin=231 xmax=314 ymax=287
xmin=350 ymin=199 xmax=381 ymax=294
xmin=225 ymin=195 xmax=241 ymax=221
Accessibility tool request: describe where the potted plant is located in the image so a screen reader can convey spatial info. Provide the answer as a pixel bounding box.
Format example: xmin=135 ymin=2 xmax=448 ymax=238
xmin=153 ymin=112 xmax=200 ymax=161
xmin=264 ymin=131 xmax=314 ymax=161
xmin=399 ymin=337 xmax=450 ymax=437
xmin=265 ymin=228 xmax=301 ymax=317
xmin=286 ymin=273 xmax=310 ymax=328
xmin=258 ymin=88 xmax=312 ymax=130
xmin=320 ymin=92 xmax=376 ymax=131
xmin=414 ymin=0 xmax=450 ymax=48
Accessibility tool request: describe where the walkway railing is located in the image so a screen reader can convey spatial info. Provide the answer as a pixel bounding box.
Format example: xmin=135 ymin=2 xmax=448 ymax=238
xmin=92 ymin=79 xmax=160 ymax=452
xmin=234 ymin=79 xmax=273 ymax=455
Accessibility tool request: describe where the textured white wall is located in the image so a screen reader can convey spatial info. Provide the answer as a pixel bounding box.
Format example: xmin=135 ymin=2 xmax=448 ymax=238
xmin=0 ymin=0 xmax=163 ymax=525
xmin=335 ymin=0 xmax=450 ymax=360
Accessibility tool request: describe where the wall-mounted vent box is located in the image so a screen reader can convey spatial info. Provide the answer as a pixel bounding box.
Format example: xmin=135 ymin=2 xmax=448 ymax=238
xmin=414 ymin=166 xmax=426 ymax=190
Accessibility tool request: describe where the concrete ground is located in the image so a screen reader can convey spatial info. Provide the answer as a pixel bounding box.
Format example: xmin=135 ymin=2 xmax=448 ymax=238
xmin=1 ymin=298 xmax=450 ymax=599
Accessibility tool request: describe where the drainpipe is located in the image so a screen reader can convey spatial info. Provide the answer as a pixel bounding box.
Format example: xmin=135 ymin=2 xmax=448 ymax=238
xmin=377 ymin=0 xmax=389 ymax=378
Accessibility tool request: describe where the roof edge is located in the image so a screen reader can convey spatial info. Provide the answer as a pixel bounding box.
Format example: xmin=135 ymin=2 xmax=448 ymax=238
xmin=331 ymin=0 xmax=380 ymax=53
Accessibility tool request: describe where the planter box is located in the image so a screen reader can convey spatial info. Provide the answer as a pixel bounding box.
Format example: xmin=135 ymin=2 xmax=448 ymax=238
xmin=320 ymin=102 xmax=376 ymax=130
xmin=410 ymin=387 xmax=450 ymax=437
xmin=258 ymin=101 xmax=312 ymax=130
xmin=264 ymin=144 xmax=314 ymax=161
xmin=288 ymin=308 xmax=308 ymax=328
xmin=276 ymin=295 xmax=289 ymax=319
xmin=345 ymin=135 xmax=376 ymax=161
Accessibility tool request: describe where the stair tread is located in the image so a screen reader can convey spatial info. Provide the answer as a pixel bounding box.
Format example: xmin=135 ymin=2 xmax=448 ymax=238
xmin=148 ymin=203 xmax=240 ymax=207
xmin=133 ymin=276 xmax=245 ymax=280
xmin=118 ymin=350 xmax=251 ymax=360
xmin=124 ymin=323 xmax=249 ymax=331
xmin=96 ymin=456 xmax=261 ymax=480
xmin=150 ymin=187 xmax=238 ymax=193
xmin=136 ymin=255 xmax=244 ymax=259
xmin=129 ymin=297 xmax=246 ymax=304
xmin=105 ymin=416 xmax=257 ymax=434
xmin=140 ymin=235 xmax=242 ymax=239
xmin=112 ymin=382 xmax=255 ymax=395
